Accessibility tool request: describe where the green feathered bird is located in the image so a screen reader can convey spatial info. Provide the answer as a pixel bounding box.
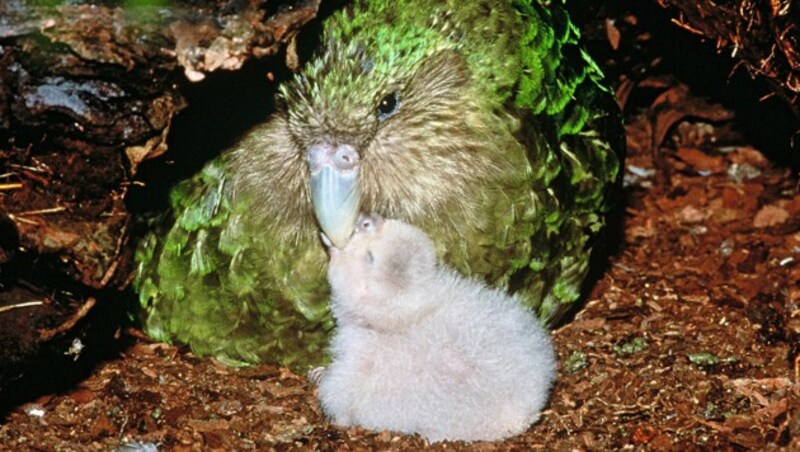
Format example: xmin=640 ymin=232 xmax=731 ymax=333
xmin=134 ymin=0 xmax=623 ymax=370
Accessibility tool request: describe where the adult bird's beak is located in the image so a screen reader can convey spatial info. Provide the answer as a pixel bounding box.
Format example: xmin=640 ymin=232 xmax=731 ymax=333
xmin=307 ymin=143 xmax=361 ymax=247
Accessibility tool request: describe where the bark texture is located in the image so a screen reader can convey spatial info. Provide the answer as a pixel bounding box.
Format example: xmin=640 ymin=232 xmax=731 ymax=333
xmin=0 ymin=0 xmax=318 ymax=290
xmin=0 ymin=0 xmax=318 ymax=403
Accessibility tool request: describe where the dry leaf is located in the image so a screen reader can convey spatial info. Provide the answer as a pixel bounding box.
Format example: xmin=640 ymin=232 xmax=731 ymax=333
xmin=569 ymin=318 xmax=607 ymax=331
xmin=676 ymin=147 xmax=726 ymax=173
xmin=261 ymin=381 xmax=306 ymax=399
xmin=679 ymin=205 xmax=707 ymax=223
xmin=606 ymin=19 xmax=621 ymax=50
xmin=89 ymin=414 xmax=116 ymax=438
xmin=753 ymin=205 xmax=789 ymax=228
xmin=187 ymin=418 xmax=229 ymax=432
xmin=67 ymin=388 xmax=96 ymax=404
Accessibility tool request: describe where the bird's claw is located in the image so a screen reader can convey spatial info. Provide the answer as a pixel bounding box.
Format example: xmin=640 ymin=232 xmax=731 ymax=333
xmin=308 ymin=366 xmax=327 ymax=384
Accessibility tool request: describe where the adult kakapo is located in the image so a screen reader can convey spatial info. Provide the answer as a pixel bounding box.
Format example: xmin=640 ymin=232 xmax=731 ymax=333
xmin=134 ymin=0 xmax=623 ymax=369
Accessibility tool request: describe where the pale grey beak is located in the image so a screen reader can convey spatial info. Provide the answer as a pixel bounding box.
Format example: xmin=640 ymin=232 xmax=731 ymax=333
xmin=307 ymin=143 xmax=361 ymax=247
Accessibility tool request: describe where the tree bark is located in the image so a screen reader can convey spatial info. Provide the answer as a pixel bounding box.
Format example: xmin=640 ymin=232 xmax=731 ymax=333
xmin=0 ymin=0 xmax=318 ymax=291
xmin=0 ymin=0 xmax=318 ymax=403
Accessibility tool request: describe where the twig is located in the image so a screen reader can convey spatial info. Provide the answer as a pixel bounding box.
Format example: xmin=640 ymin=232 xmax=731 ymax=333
xmin=99 ymin=220 xmax=129 ymax=287
xmin=124 ymin=327 xmax=153 ymax=341
xmin=120 ymin=180 xmax=146 ymax=187
xmin=14 ymin=206 xmax=66 ymax=216
xmin=0 ymin=183 xmax=23 ymax=191
xmin=6 ymin=163 xmax=45 ymax=173
xmin=671 ymin=18 xmax=705 ymax=36
xmin=546 ymin=409 xmax=573 ymax=436
xmin=99 ymin=259 xmax=121 ymax=288
xmin=6 ymin=214 xmax=39 ymax=225
xmin=39 ymin=297 xmax=97 ymax=341
xmin=0 ymin=301 xmax=45 ymax=314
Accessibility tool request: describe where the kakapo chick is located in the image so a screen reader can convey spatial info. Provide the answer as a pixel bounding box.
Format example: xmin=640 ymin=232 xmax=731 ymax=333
xmin=319 ymin=214 xmax=557 ymax=442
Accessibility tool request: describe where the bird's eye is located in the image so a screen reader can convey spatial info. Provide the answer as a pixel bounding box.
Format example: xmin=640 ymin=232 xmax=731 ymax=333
xmin=376 ymin=92 xmax=399 ymax=121
xmin=365 ymin=250 xmax=375 ymax=264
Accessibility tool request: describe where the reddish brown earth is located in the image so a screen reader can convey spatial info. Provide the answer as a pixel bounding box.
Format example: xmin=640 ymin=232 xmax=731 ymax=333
xmin=0 ymin=75 xmax=799 ymax=449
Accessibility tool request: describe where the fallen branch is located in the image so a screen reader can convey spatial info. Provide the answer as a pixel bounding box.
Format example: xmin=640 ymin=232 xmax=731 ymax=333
xmin=38 ymin=297 xmax=96 ymax=341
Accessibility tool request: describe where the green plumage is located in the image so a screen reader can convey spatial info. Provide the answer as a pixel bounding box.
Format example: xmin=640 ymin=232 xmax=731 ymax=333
xmin=134 ymin=0 xmax=623 ymax=370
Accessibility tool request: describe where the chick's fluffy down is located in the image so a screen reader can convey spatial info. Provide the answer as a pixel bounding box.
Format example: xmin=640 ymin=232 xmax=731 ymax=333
xmin=319 ymin=217 xmax=556 ymax=442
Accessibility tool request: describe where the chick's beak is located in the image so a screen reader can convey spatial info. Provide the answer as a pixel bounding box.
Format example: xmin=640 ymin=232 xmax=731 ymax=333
xmin=307 ymin=143 xmax=361 ymax=247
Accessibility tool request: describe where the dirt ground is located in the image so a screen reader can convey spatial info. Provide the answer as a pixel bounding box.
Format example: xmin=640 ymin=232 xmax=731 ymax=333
xmin=1 ymin=74 xmax=799 ymax=450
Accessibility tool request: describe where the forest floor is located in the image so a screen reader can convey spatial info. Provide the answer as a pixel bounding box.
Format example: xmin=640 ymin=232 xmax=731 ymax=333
xmin=1 ymin=74 xmax=800 ymax=451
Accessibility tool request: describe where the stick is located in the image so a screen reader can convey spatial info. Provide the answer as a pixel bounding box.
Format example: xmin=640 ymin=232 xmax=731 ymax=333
xmin=15 ymin=207 xmax=66 ymax=216
xmin=39 ymin=297 xmax=97 ymax=341
xmin=0 ymin=301 xmax=44 ymax=314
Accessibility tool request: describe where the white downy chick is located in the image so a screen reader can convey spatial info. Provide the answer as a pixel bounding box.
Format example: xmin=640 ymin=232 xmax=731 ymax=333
xmin=318 ymin=214 xmax=557 ymax=443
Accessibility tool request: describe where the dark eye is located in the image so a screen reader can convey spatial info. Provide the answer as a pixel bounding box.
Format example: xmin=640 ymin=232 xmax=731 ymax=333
xmin=366 ymin=250 xmax=375 ymax=264
xmin=376 ymin=92 xmax=399 ymax=120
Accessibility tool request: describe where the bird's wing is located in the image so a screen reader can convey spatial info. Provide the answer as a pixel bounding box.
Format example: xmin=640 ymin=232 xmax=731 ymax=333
xmin=512 ymin=0 xmax=624 ymax=324
xmin=134 ymin=155 xmax=334 ymax=369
